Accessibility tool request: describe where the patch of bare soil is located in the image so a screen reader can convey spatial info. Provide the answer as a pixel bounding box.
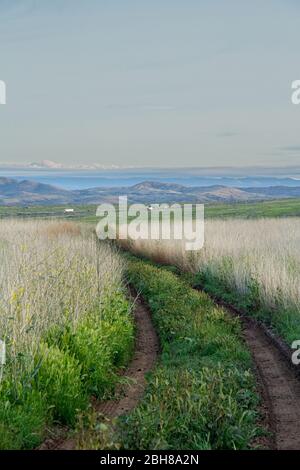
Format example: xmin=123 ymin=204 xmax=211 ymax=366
xmin=95 ymin=293 xmax=159 ymax=419
xmin=242 ymin=318 xmax=300 ymax=450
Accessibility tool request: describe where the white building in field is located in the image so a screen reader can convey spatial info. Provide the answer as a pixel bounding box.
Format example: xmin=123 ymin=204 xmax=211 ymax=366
xmin=64 ymin=208 xmax=74 ymax=213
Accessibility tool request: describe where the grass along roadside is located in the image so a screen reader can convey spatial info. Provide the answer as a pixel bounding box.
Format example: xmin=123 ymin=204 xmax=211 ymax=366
xmin=118 ymin=257 xmax=263 ymax=450
xmin=0 ymin=220 xmax=134 ymax=449
xmin=117 ymin=217 xmax=300 ymax=346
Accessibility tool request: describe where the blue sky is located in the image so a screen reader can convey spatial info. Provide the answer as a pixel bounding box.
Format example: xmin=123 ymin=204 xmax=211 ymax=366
xmin=0 ymin=0 xmax=300 ymax=167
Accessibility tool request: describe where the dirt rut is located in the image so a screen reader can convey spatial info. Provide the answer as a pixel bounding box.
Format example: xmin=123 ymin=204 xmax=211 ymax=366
xmin=95 ymin=294 xmax=159 ymax=419
xmin=242 ymin=318 xmax=300 ymax=450
xmin=192 ymin=284 xmax=300 ymax=450
xmin=40 ymin=293 xmax=159 ymax=450
xmin=41 ymin=281 xmax=300 ymax=450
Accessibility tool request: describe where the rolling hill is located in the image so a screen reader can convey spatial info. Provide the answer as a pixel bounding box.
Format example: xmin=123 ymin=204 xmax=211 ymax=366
xmin=0 ymin=177 xmax=300 ymax=206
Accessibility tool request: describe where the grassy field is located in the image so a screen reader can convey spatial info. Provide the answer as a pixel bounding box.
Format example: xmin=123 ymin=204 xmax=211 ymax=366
xmin=205 ymin=198 xmax=300 ymax=218
xmin=0 ymin=198 xmax=299 ymax=222
xmin=118 ymin=217 xmax=300 ymax=346
xmin=0 ymin=217 xmax=265 ymax=450
xmin=1 ymin=199 xmax=299 ymax=344
xmin=0 ymin=205 xmax=99 ymax=223
xmin=1 ymin=200 xmax=299 ymax=449
xmin=0 ymin=220 xmax=134 ymax=449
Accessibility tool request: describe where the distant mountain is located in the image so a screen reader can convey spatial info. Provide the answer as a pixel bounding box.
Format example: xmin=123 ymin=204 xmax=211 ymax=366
xmin=0 ymin=177 xmax=299 ymax=206
xmin=0 ymin=177 xmax=71 ymax=205
xmin=243 ymin=186 xmax=300 ymax=197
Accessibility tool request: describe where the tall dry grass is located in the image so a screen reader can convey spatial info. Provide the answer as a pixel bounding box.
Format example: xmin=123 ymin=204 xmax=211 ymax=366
xmin=118 ymin=218 xmax=300 ymax=340
xmin=0 ymin=220 xmax=123 ymax=385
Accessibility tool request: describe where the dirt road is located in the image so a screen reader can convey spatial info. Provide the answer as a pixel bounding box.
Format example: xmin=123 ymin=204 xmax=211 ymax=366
xmin=41 ymin=282 xmax=300 ymax=451
xmin=242 ymin=318 xmax=300 ymax=450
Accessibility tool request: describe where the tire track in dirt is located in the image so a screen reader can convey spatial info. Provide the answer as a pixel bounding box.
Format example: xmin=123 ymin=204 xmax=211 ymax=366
xmin=41 ymin=276 xmax=300 ymax=450
xmin=39 ymin=291 xmax=159 ymax=450
xmin=242 ymin=319 xmax=300 ymax=450
xmin=95 ymin=292 xmax=159 ymax=419
xmin=195 ymin=288 xmax=300 ymax=450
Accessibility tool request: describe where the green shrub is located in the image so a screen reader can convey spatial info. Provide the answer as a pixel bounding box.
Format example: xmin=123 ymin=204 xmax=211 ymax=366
xmin=45 ymin=291 xmax=134 ymax=399
xmin=0 ymin=288 xmax=134 ymax=449
xmin=68 ymin=292 xmax=134 ymax=398
xmin=0 ymin=384 xmax=46 ymax=449
xmin=71 ymin=321 xmax=117 ymax=398
xmin=35 ymin=343 xmax=88 ymax=425
xmin=100 ymin=291 xmax=135 ymax=368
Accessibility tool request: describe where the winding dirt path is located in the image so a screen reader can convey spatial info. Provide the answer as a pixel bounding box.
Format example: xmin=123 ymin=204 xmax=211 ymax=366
xmin=40 ymin=292 xmax=159 ymax=450
xmin=40 ymin=277 xmax=300 ymax=451
xmin=198 ymin=289 xmax=300 ymax=450
xmin=95 ymin=293 xmax=159 ymax=419
xmin=242 ymin=318 xmax=300 ymax=450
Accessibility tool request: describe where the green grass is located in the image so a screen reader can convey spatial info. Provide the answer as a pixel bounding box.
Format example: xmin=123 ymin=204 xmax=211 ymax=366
xmin=205 ymin=198 xmax=300 ymax=218
xmin=119 ymin=258 xmax=262 ymax=450
xmin=35 ymin=343 xmax=88 ymax=426
xmin=191 ymin=268 xmax=300 ymax=346
xmin=0 ymin=198 xmax=299 ymax=222
xmin=0 ymin=387 xmax=46 ymax=450
xmin=47 ymin=291 xmax=135 ymax=398
xmin=0 ymin=204 xmax=99 ymax=223
xmin=0 ymin=289 xmax=134 ymax=449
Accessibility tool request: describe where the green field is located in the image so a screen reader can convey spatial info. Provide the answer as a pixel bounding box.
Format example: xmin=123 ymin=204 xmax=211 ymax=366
xmin=205 ymin=198 xmax=300 ymax=218
xmin=0 ymin=205 xmax=99 ymax=223
xmin=0 ymin=198 xmax=299 ymax=222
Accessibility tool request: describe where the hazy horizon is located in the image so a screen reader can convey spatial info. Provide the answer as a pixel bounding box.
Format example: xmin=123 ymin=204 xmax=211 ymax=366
xmin=1 ymin=160 xmax=300 ymax=174
xmin=1 ymin=164 xmax=300 ymax=191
